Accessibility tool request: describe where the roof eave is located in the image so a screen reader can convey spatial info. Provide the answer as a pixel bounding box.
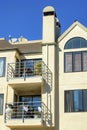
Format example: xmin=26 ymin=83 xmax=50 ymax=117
xmin=0 ymin=47 xmax=20 ymax=53
xmin=20 ymin=51 xmax=42 ymax=54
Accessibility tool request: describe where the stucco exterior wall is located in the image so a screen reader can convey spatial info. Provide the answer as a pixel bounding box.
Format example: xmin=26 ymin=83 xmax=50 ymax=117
xmin=59 ymin=24 xmax=87 ymax=130
xmin=0 ymin=50 xmax=18 ymax=130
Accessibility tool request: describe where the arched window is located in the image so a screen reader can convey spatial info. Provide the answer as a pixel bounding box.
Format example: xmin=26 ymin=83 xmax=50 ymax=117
xmin=64 ymin=37 xmax=87 ymax=72
xmin=64 ymin=37 xmax=87 ymax=49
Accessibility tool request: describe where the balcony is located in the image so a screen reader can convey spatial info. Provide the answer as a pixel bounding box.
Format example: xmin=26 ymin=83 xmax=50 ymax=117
xmin=7 ymin=61 xmax=52 ymax=87
xmin=5 ymin=101 xmax=51 ymax=128
xmin=7 ymin=61 xmax=43 ymax=87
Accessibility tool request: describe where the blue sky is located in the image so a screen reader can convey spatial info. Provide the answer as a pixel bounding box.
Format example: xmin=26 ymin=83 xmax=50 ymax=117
xmin=0 ymin=0 xmax=87 ymax=41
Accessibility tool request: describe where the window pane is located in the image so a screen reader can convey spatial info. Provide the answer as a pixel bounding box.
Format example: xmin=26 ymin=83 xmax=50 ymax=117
xmin=65 ymin=89 xmax=87 ymax=112
xmin=0 ymin=58 xmax=6 ymax=76
xmin=19 ymin=96 xmax=32 ymax=102
xmin=74 ymin=90 xmax=82 ymax=112
xmin=64 ymin=40 xmax=73 ymax=49
xmin=19 ymin=96 xmax=41 ymax=111
xmin=83 ymin=90 xmax=87 ymax=111
xmin=64 ymin=37 xmax=87 ymax=49
xmin=82 ymin=52 xmax=87 ymax=71
xmin=64 ymin=53 xmax=72 ymax=72
xmin=33 ymin=96 xmax=41 ymax=110
xmin=65 ymin=91 xmax=69 ymax=112
xmin=73 ymin=52 xmax=81 ymax=71
xmin=72 ymin=38 xmax=80 ymax=48
xmin=0 ymin=94 xmax=4 ymax=115
xmin=65 ymin=91 xmax=74 ymax=112
xmin=81 ymin=38 xmax=87 ymax=48
xmin=33 ymin=96 xmax=41 ymax=102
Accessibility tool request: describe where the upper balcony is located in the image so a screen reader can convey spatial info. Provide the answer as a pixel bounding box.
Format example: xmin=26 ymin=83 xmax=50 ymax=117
xmin=7 ymin=61 xmax=52 ymax=87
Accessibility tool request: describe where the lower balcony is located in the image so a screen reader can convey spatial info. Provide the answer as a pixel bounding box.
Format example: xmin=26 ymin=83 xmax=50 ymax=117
xmin=5 ymin=101 xmax=51 ymax=128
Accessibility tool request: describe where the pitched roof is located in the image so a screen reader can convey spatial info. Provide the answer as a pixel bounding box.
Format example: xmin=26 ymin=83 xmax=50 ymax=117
xmin=13 ymin=42 xmax=42 ymax=54
xmin=58 ymin=21 xmax=87 ymax=43
xmin=0 ymin=39 xmax=42 ymax=53
xmin=0 ymin=39 xmax=17 ymax=50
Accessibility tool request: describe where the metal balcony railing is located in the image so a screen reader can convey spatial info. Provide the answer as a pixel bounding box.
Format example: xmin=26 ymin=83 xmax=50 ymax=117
xmin=42 ymin=62 xmax=52 ymax=87
xmin=7 ymin=61 xmax=42 ymax=80
xmin=5 ymin=101 xmax=51 ymax=123
xmin=7 ymin=61 xmax=52 ymax=87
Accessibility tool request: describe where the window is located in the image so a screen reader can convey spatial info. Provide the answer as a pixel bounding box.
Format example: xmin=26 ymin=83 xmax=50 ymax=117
xmin=19 ymin=95 xmax=41 ymax=102
xmin=19 ymin=95 xmax=41 ymax=111
xmin=21 ymin=59 xmax=42 ymax=76
xmin=0 ymin=94 xmax=4 ymax=115
xmin=0 ymin=57 xmax=6 ymax=77
xmin=22 ymin=59 xmax=42 ymax=70
xmin=64 ymin=37 xmax=87 ymax=49
xmin=64 ymin=37 xmax=87 ymax=72
xmin=64 ymin=51 xmax=87 ymax=72
xmin=65 ymin=89 xmax=87 ymax=112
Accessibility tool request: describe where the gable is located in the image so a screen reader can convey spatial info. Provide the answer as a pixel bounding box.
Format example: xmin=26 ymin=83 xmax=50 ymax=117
xmin=58 ymin=21 xmax=87 ymax=49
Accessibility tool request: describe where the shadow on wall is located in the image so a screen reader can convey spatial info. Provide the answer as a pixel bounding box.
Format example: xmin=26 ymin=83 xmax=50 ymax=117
xmin=42 ymin=81 xmax=53 ymax=126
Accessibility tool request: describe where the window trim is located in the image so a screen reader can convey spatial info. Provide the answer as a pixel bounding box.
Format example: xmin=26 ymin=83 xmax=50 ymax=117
xmin=64 ymin=89 xmax=87 ymax=113
xmin=64 ymin=37 xmax=87 ymax=49
xmin=64 ymin=51 xmax=87 ymax=73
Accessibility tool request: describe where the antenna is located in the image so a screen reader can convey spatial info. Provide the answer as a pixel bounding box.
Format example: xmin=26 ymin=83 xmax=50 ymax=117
xmin=9 ymin=35 xmax=12 ymax=42
xmin=9 ymin=35 xmax=12 ymax=39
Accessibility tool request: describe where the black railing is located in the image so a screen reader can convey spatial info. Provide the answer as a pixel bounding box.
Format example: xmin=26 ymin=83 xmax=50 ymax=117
xmin=5 ymin=101 xmax=51 ymax=123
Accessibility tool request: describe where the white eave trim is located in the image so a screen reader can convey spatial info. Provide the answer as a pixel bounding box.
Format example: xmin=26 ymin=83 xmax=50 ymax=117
xmin=58 ymin=21 xmax=87 ymax=43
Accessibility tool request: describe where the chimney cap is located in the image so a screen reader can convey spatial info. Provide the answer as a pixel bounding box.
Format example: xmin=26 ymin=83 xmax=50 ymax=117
xmin=43 ymin=6 xmax=55 ymax=13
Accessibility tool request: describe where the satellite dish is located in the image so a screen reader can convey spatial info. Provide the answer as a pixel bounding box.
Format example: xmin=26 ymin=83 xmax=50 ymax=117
xmin=9 ymin=35 xmax=17 ymax=43
xmin=11 ymin=38 xmax=17 ymax=43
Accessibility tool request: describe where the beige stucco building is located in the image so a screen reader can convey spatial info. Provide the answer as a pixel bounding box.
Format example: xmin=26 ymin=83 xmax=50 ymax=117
xmin=0 ymin=5 xmax=87 ymax=130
